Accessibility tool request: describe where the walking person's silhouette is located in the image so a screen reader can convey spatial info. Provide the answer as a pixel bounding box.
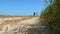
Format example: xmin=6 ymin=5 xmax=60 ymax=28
xmin=34 ymin=12 xmax=35 ymax=16
xmin=36 ymin=12 xmax=38 ymax=16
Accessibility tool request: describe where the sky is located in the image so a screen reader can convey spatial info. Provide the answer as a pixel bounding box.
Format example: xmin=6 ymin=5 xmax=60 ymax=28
xmin=0 ymin=0 xmax=45 ymax=16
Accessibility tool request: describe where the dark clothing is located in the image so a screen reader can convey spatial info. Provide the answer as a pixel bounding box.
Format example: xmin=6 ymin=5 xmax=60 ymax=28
xmin=34 ymin=12 xmax=35 ymax=16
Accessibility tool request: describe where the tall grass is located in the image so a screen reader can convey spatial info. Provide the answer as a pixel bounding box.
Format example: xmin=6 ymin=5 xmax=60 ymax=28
xmin=41 ymin=0 xmax=60 ymax=34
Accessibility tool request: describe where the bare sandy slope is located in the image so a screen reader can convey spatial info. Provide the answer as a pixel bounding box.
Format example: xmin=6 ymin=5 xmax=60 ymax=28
xmin=0 ymin=16 xmax=40 ymax=34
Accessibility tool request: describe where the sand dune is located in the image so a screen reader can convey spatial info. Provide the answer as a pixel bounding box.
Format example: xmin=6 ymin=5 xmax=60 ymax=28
xmin=0 ymin=16 xmax=40 ymax=34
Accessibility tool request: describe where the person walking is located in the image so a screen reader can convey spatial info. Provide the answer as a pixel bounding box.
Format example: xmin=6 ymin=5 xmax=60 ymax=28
xmin=34 ymin=12 xmax=35 ymax=16
xmin=36 ymin=12 xmax=38 ymax=16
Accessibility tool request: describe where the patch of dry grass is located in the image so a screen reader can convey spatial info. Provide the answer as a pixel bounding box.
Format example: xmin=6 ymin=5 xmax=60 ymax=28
xmin=0 ymin=16 xmax=38 ymax=26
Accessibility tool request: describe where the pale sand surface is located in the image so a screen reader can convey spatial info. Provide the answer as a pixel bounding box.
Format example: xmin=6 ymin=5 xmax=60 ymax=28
xmin=0 ymin=16 xmax=40 ymax=34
